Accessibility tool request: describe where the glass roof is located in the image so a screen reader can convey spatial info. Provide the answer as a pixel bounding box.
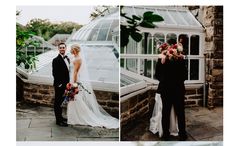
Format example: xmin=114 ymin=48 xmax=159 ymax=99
xmin=121 ymin=6 xmax=202 ymax=29
xmin=29 ymin=44 xmax=119 ymax=92
xmin=70 ymin=9 xmax=119 ymax=41
xmin=120 ymin=68 xmax=147 ymax=97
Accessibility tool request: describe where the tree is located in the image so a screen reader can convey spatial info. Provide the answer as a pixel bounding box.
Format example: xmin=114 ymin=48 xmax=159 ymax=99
xmin=90 ymin=6 xmax=117 ymax=20
xmin=120 ymin=6 xmax=164 ymax=48
xmin=26 ymin=19 xmax=53 ymax=41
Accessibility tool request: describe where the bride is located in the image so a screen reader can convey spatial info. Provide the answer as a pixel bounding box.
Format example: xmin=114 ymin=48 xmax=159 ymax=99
xmin=66 ymin=44 xmax=119 ymax=129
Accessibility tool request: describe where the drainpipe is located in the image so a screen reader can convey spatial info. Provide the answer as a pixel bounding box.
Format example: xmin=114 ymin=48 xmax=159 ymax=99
xmin=203 ymin=53 xmax=208 ymax=107
xmin=144 ymin=33 xmax=148 ymax=76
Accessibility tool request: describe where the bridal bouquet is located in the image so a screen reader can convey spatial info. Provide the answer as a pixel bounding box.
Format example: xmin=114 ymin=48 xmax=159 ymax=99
xmin=61 ymin=82 xmax=91 ymax=107
xmin=158 ymin=43 xmax=184 ymax=62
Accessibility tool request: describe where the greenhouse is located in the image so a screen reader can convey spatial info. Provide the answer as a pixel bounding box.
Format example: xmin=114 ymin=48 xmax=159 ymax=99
xmin=120 ymin=6 xmax=206 ymax=101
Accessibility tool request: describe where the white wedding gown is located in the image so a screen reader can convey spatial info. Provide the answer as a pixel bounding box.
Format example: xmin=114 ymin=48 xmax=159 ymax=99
xmin=67 ymin=56 xmax=119 ymax=129
xmin=149 ymin=93 xmax=179 ymax=137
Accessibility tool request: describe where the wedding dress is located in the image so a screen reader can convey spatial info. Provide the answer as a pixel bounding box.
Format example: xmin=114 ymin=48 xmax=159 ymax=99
xmin=149 ymin=93 xmax=178 ymax=137
xmin=67 ymin=50 xmax=119 ymax=129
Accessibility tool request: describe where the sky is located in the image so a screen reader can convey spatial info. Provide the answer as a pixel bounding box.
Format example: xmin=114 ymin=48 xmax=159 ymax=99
xmin=16 ymin=6 xmax=94 ymax=25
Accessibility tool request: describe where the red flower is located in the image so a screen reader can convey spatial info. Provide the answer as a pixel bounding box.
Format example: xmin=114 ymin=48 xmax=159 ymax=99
xmin=172 ymin=44 xmax=178 ymax=49
xmin=169 ymin=49 xmax=174 ymax=54
xmin=66 ymin=83 xmax=72 ymax=90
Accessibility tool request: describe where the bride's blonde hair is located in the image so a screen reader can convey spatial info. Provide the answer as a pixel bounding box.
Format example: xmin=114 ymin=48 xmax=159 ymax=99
xmin=70 ymin=44 xmax=81 ymax=54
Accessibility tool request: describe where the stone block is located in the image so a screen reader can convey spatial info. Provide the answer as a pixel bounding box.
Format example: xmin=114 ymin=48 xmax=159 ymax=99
xmin=97 ymin=100 xmax=107 ymax=106
xmin=107 ymin=101 xmax=119 ymax=107
xmin=213 ymin=59 xmax=223 ymax=69
xmin=24 ymin=88 xmax=38 ymax=93
xmin=129 ymin=96 xmax=138 ymax=108
xmin=137 ymin=106 xmax=149 ymax=117
xmin=212 ymin=69 xmax=223 ymax=76
xmin=111 ymin=93 xmax=119 ymax=100
xmin=39 ymin=89 xmax=50 ymax=94
xmin=209 ymin=82 xmax=223 ymax=89
xmin=137 ymin=93 xmax=148 ymax=102
xmin=121 ymin=100 xmax=129 ymax=113
xmin=185 ymin=100 xmax=196 ymax=106
xmin=32 ymin=94 xmax=43 ymax=100
xmin=185 ymin=88 xmax=196 ymax=95
xmin=211 ymin=74 xmax=223 ymax=82
xmin=214 ymin=51 xmax=223 ymax=59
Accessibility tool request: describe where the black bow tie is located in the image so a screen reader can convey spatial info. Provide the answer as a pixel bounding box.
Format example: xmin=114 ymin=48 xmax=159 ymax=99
xmin=63 ymin=55 xmax=68 ymax=59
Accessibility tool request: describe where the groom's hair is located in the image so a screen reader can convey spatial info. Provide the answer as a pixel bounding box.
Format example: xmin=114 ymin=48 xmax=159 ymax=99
xmin=58 ymin=42 xmax=66 ymax=48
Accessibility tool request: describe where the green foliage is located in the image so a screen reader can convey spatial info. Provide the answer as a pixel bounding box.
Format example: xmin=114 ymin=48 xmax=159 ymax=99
xmin=16 ymin=23 xmax=39 ymax=68
xmin=120 ymin=6 xmax=164 ymax=48
xmin=26 ymin=19 xmax=82 ymax=41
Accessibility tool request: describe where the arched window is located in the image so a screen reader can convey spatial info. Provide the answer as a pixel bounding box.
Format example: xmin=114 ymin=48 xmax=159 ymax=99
xmin=190 ymin=35 xmax=200 ymax=55
xmin=153 ymin=33 xmax=165 ymax=54
xmin=166 ymin=33 xmax=177 ymax=45
xmin=178 ymin=34 xmax=189 ymax=55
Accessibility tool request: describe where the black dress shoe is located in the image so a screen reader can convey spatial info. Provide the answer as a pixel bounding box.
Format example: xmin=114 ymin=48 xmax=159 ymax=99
xmin=56 ymin=121 xmax=68 ymax=127
xmin=179 ymin=134 xmax=188 ymax=141
xmin=62 ymin=117 xmax=67 ymax=122
xmin=161 ymin=135 xmax=170 ymax=141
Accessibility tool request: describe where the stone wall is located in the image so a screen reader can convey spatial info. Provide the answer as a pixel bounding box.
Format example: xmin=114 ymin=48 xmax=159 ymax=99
xmin=16 ymin=76 xmax=119 ymax=118
xmin=189 ymin=6 xmax=223 ymax=108
xmin=203 ymin=6 xmax=223 ymax=108
xmin=121 ymin=89 xmax=154 ymax=128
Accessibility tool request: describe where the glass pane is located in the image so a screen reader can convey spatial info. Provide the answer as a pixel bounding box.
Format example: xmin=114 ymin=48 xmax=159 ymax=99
xmin=97 ymin=28 xmax=109 ymax=41
xmin=121 ymin=74 xmax=140 ymax=87
xmin=178 ymin=34 xmax=189 ymax=55
xmin=190 ymin=59 xmax=199 ymax=80
xmin=166 ymin=33 xmax=177 ymax=45
xmin=168 ymin=10 xmax=187 ymax=25
xmin=122 ymin=7 xmax=133 ymax=17
xmin=153 ymin=33 xmax=165 ymax=54
xmin=153 ymin=60 xmax=158 ymax=79
xmin=148 ymin=35 xmax=153 ymax=54
xmin=179 ymin=11 xmax=198 ymax=26
xmin=87 ymin=29 xmax=99 ymax=41
xmin=190 ymin=35 xmax=200 ymax=55
xmin=126 ymin=58 xmax=138 ymax=73
xmin=157 ymin=9 xmax=175 ymax=24
xmin=134 ymin=7 xmax=145 ymax=17
xmin=127 ymin=36 xmax=137 ymax=54
xmin=97 ymin=20 xmax=112 ymax=41
xmin=140 ymin=59 xmax=152 ymax=78
xmin=185 ymin=59 xmax=189 ymax=80
xmin=141 ymin=33 xmax=150 ymax=54
xmin=107 ymin=20 xmax=118 ymax=41
xmin=120 ymin=58 xmax=125 ymax=68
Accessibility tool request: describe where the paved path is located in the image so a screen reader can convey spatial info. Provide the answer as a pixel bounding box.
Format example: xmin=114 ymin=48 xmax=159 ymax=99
xmin=16 ymin=103 xmax=119 ymax=141
xmin=121 ymin=107 xmax=223 ymax=141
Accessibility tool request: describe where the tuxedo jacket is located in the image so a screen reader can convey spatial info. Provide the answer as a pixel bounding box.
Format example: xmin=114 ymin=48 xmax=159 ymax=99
xmin=155 ymin=58 xmax=188 ymax=97
xmin=52 ymin=54 xmax=70 ymax=88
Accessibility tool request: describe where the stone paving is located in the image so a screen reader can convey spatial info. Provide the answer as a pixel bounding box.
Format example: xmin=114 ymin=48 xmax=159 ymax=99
xmin=16 ymin=103 xmax=119 ymax=141
xmin=121 ymin=106 xmax=223 ymax=141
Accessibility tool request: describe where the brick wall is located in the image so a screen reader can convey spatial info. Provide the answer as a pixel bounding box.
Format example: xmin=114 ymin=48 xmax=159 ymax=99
xmin=17 ymin=76 xmax=119 ymax=118
xmin=121 ymin=85 xmax=203 ymax=127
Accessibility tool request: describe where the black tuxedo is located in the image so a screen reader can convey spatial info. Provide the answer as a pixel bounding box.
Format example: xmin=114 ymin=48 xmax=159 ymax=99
xmin=52 ymin=54 xmax=70 ymax=123
xmin=155 ymin=58 xmax=187 ymax=138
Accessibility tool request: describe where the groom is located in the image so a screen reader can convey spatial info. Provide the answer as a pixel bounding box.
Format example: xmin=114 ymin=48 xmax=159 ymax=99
xmin=52 ymin=42 xmax=70 ymax=127
xmin=155 ymin=58 xmax=188 ymax=141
